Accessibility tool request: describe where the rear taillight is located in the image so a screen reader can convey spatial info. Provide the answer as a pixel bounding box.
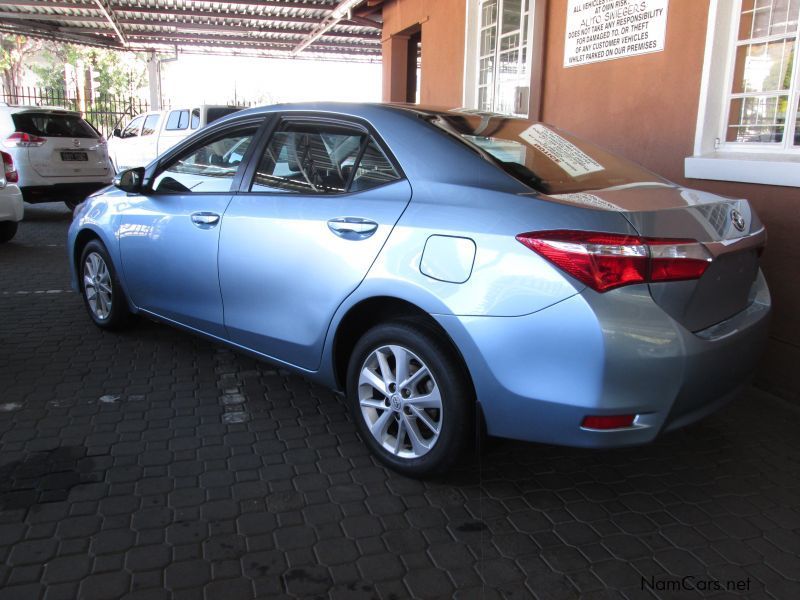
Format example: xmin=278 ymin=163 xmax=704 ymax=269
xmin=4 ymin=131 xmax=46 ymax=148
xmin=516 ymin=230 xmax=712 ymax=292
xmin=1 ymin=150 xmax=18 ymax=183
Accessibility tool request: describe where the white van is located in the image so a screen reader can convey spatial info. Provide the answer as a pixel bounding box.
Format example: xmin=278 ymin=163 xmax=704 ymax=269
xmin=107 ymin=105 xmax=242 ymax=172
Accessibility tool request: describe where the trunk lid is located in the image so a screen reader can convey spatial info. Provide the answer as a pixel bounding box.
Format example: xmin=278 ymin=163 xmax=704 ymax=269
xmin=28 ymin=137 xmax=110 ymax=178
xmin=547 ymin=183 xmax=765 ymax=332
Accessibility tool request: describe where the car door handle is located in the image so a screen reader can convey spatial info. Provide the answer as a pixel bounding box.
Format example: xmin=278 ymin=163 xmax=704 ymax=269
xmin=327 ymin=217 xmax=378 ymax=240
xmin=191 ymin=212 xmax=220 ymax=228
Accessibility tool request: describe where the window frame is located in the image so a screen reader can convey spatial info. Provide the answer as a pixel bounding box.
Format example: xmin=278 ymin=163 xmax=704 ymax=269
xmin=687 ymin=0 xmax=800 ymax=186
xmin=145 ymin=116 xmax=267 ymax=196
xmin=238 ymin=112 xmax=406 ymax=196
xmin=720 ymin=0 xmax=800 ymax=153
xmin=463 ymin=0 xmax=544 ymax=118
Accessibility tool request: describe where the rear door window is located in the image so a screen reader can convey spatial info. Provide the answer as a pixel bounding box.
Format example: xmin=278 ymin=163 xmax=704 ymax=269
xmin=12 ymin=112 xmax=99 ymax=138
xmin=190 ymin=109 xmax=200 ymax=129
xmin=141 ymin=114 xmax=161 ymax=136
xmin=250 ymin=121 xmax=400 ymax=194
xmin=166 ymin=110 xmax=189 ymax=130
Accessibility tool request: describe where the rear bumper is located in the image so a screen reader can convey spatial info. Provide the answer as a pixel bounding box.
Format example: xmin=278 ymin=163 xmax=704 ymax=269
xmin=0 ymin=185 xmax=24 ymax=222
xmin=436 ymin=270 xmax=771 ymax=447
xmin=21 ymin=182 xmax=111 ymax=204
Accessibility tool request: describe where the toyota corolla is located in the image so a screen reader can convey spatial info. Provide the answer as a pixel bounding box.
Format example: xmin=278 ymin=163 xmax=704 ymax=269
xmin=68 ymin=103 xmax=770 ymax=476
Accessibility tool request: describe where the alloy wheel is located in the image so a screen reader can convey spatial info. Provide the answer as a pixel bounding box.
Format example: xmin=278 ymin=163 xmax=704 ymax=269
xmin=357 ymin=344 xmax=443 ymax=459
xmin=83 ymin=251 xmax=113 ymax=320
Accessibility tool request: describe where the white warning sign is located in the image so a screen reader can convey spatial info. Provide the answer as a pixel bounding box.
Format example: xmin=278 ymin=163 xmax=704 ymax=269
xmin=564 ymin=0 xmax=669 ymax=68
xmin=519 ymin=124 xmax=605 ymax=178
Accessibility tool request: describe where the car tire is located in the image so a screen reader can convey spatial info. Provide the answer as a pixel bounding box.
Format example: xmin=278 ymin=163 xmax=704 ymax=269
xmin=0 ymin=221 xmax=18 ymax=243
xmin=79 ymin=239 xmax=131 ymax=330
xmin=347 ymin=319 xmax=474 ymax=476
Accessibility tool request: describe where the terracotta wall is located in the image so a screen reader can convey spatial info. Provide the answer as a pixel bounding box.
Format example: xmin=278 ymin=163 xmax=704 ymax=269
xmin=381 ymin=0 xmax=800 ymax=396
xmin=381 ymin=0 xmax=466 ymax=106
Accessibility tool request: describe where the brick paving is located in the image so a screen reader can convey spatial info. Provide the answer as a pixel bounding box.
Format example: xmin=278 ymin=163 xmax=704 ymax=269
xmin=0 ymin=204 xmax=799 ymax=599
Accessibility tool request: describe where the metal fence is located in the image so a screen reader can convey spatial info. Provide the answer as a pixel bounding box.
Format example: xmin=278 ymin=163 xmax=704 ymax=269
xmin=0 ymin=85 xmax=150 ymax=138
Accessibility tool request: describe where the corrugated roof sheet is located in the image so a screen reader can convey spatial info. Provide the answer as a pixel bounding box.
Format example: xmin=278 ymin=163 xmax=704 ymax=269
xmin=0 ymin=0 xmax=383 ymax=61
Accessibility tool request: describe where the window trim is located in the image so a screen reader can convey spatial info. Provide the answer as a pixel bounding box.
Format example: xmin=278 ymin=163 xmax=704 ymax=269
xmin=687 ymin=0 xmax=800 ymax=186
xmin=144 ymin=116 xmax=267 ymax=195
xmin=238 ymin=112 xmax=406 ymax=196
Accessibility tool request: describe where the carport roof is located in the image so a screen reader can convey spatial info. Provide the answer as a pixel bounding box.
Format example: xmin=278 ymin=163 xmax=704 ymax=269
xmin=0 ymin=0 xmax=384 ymax=60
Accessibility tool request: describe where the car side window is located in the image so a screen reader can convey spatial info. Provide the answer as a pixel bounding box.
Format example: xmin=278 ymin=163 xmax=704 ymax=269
xmin=351 ymin=139 xmax=401 ymax=192
xmin=141 ymin=114 xmax=161 ymax=136
xmin=121 ymin=116 xmax=144 ymax=139
xmin=190 ymin=109 xmax=200 ymax=130
xmin=251 ymin=122 xmax=389 ymax=194
xmin=166 ymin=110 xmax=189 ymax=131
xmin=151 ymin=128 xmax=256 ymax=194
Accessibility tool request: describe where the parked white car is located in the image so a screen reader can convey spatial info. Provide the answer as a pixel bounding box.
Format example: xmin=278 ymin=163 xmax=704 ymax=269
xmin=107 ymin=105 xmax=242 ymax=172
xmin=0 ymin=105 xmax=113 ymax=210
xmin=0 ymin=150 xmax=24 ymax=243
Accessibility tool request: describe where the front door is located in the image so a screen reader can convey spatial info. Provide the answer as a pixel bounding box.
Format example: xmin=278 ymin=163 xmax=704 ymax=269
xmin=117 ymin=124 xmax=259 ymax=336
xmin=219 ymin=117 xmax=411 ymax=370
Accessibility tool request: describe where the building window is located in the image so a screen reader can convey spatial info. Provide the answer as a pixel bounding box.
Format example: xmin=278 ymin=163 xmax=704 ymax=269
xmin=468 ymin=0 xmax=535 ymax=116
xmin=687 ymin=0 xmax=800 ymax=187
xmin=725 ymin=0 xmax=800 ymax=147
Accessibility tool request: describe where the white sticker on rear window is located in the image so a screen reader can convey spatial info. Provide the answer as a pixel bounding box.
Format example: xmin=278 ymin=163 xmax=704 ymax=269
xmin=519 ymin=124 xmax=605 ymax=178
xmin=550 ymin=192 xmax=620 ymax=211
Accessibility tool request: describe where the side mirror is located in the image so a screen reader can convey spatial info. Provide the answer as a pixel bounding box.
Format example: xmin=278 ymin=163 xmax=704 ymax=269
xmin=114 ymin=167 xmax=145 ymax=194
xmin=112 ymin=127 xmax=122 ymax=138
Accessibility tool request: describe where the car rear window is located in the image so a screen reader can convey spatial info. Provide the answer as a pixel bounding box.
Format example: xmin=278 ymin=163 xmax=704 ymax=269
xmin=207 ymin=107 xmax=240 ymax=124
xmin=12 ymin=112 xmax=99 ymax=139
xmin=426 ymin=111 xmax=666 ymax=195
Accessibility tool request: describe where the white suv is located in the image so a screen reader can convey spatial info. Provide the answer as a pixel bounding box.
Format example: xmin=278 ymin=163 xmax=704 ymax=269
xmin=108 ymin=104 xmax=242 ymax=172
xmin=0 ymin=150 xmax=23 ymax=243
xmin=0 ymin=105 xmax=113 ymax=210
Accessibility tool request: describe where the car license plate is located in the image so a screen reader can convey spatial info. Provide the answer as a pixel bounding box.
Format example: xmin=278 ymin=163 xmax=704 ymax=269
xmin=60 ymin=151 xmax=88 ymax=161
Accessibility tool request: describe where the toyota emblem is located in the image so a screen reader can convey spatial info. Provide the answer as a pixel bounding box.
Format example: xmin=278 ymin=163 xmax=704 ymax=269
xmin=730 ymin=209 xmax=746 ymax=232
xmin=72 ymin=138 xmax=80 ymax=148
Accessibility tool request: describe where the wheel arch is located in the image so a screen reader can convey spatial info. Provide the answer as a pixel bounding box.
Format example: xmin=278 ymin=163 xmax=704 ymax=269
xmin=72 ymin=227 xmax=104 ymax=283
xmin=331 ymin=296 xmax=476 ymax=402
xmin=71 ymin=225 xmax=135 ymax=312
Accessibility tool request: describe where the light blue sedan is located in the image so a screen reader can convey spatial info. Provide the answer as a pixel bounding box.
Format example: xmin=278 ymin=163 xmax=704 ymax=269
xmin=69 ymin=103 xmax=770 ymax=476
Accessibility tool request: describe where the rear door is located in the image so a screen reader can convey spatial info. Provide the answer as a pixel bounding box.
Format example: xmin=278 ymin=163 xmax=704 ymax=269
xmin=13 ymin=111 xmax=109 ymax=177
xmin=158 ymin=109 xmax=191 ymax=155
xmin=218 ymin=115 xmax=412 ymax=369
